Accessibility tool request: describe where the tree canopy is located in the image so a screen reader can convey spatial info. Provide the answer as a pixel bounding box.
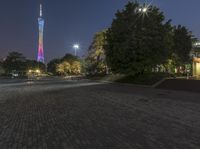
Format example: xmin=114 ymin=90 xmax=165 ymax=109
xmin=86 ymin=30 xmax=107 ymax=75
xmin=105 ymin=2 xmax=173 ymax=75
xmin=47 ymin=53 xmax=82 ymax=75
xmin=2 ymin=52 xmax=46 ymax=75
xmin=26 ymin=60 xmax=46 ymax=72
xmin=172 ymin=25 xmax=192 ymax=64
xmin=0 ymin=61 xmax=5 ymax=75
xmin=3 ymin=52 xmax=27 ymax=73
xmin=47 ymin=58 xmax=61 ymax=75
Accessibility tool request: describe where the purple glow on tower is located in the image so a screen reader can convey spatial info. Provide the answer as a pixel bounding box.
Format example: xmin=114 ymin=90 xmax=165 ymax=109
xmin=37 ymin=4 xmax=45 ymax=63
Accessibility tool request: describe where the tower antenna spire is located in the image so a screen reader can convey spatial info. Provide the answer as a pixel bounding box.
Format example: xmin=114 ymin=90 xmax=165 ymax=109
xmin=40 ymin=4 xmax=42 ymax=17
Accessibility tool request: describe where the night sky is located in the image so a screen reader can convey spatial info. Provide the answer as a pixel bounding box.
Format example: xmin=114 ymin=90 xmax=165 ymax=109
xmin=0 ymin=0 xmax=199 ymax=63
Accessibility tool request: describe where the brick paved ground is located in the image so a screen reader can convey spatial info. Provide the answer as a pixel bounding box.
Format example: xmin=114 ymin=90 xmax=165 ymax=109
xmin=0 ymin=80 xmax=200 ymax=149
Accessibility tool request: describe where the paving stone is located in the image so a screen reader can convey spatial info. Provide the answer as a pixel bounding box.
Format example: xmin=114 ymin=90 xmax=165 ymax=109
xmin=0 ymin=80 xmax=199 ymax=149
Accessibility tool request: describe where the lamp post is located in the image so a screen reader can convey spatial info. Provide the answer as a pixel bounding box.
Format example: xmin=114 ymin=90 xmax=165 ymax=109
xmin=73 ymin=44 xmax=79 ymax=56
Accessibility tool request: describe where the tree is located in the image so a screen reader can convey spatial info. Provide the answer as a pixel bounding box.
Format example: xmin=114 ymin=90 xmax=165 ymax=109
xmin=105 ymin=2 xmax=172 ymax=75
xmin=86 ymin=30 xmax=107 ymax=75
xmin=53 ymin=53 xmax=82 ymax=76
xmin=47 ymin=59 xmax=61 ymax=75
xmin=56 ymin=60 xmax=81 ymax=75
xmin=3 ymin=52 xmax=27 ymax=73
xmin=0 ymin=61 xmax=5 ymax=75
xmin=62 ymin=54 xmax=79 ymax=63
xmin=26 ymin=60 xmax=46 ymax=72
xmin=172 ymin=25 xmax=192 ymax=64
xmin=56 ymin=61 xmax=71 ymax=75
xmin=163 ymin=25 xmax=193 ymax=74
xmin=71 ymin=61 xmax=81 ymax=75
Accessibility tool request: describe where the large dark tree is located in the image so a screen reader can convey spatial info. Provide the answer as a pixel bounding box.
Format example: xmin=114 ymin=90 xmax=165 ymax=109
xmin=105 ymin=2 xmax=172 ymax=75
xmin=172 ymin=25 xmax=192 ymax=64
xmin=3 ymin=52 xmax=27 ymax=73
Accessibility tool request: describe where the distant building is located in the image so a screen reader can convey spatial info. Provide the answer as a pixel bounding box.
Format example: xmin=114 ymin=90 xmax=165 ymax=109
xmin=190 ymin=42 xmax=200 ymax=76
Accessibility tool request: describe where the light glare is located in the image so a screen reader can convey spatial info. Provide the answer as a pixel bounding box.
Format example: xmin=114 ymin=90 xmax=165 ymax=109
xmin=142 ymin=7 xmax=147 ymax=13
xmin=73 ymin=44 xmax=79 ymax=49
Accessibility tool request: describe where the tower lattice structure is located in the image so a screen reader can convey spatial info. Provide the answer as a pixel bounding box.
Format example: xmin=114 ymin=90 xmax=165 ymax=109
xmin=37 ymin=4 xmax=45 ymax=63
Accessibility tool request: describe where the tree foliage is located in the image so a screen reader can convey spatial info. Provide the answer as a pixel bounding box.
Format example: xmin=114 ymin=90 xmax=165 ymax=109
xmin=86 ymin=30 xmax=107 ymax=75
xmin=56 ymin=61 xmax=71 ymax=75
xmin=70 ymin=61 xmax=81 ymax=74
xmin=48 ymin=53 xmax=82 ymax=75
xmin=105 ymin=2 xmax=173 ymax=75
xmin=26 ymin=60 xmax=46 ymax=72
xmin=0 ymin=61 xmax=5 ymax=75
xmin=47 ymin=59 xmax=61 ymax=75
xmin=62 ymin=54 xmax=79 ymax=62
xmin=172 ymin=25 xmax=192 ymax=64
xmin=3 ymin=52 xmax=27 ymax=73
xmin=162 ymin=25 xmax=193 ymax=74
xmin=56 ymin=60 xmax=81 ymax=75
xmin=2 ymin=52 xmax=46 ymax=75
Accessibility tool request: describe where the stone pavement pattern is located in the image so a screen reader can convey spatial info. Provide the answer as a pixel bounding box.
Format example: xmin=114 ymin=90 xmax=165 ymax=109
xmin=0 ymin=80 xmax=200 ymax=149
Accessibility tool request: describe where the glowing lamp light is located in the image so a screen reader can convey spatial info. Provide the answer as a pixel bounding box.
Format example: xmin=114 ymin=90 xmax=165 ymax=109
xmin=73 ymin=44 xmax=80 ymax=56
xmin=73 ymin=44 xmax=79 ymax=49
xmin=36 ymin=69 xmax=41 ymax=73
xmin=142 ymin=7 xmax=148 ymax=13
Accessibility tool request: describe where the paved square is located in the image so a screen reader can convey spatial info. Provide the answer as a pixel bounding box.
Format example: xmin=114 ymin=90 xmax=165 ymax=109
xmin=0 ymin=79 xmax=200 ymax=149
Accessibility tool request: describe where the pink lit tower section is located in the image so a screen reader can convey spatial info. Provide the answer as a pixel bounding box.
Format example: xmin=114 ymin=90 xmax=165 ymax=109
xmin=37 ymin=4 xmax=45 ymax=63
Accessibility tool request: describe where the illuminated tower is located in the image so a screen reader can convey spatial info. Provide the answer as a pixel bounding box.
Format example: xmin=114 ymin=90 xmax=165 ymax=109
xmin=37 ymin=4 xmax=45 ymax=63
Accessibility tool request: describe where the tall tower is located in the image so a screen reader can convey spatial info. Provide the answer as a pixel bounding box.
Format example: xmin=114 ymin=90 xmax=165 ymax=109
xmin=37 ymin=4 xmax=45 ymax=63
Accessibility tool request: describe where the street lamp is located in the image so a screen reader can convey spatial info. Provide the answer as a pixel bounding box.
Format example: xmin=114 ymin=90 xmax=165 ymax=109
xmin=73 ymin=44 xmax=79 ymax=56
xmin=142 ymin=7 xmax=148 ymax=13
xmin=138 ymin=6 xmax=148 ymax=14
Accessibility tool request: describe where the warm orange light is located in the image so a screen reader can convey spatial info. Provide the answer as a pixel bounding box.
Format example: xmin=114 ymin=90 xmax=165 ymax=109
xmin=193 ymin=58 xmax=200 ymax=63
